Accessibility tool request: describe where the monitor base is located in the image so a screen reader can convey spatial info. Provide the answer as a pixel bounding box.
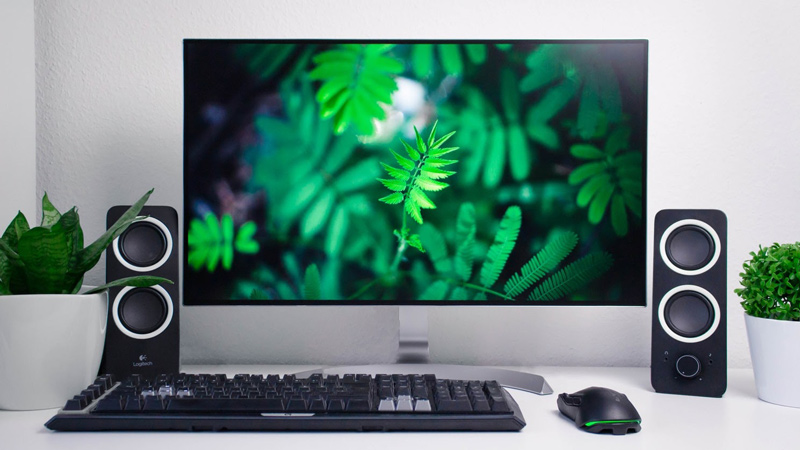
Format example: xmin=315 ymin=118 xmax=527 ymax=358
xmin=294 ymin=364 xmax=553 ymax=395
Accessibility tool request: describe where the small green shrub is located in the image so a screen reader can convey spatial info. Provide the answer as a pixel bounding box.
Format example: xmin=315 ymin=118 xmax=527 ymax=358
xmin=0 ymin=189 xmax=171 ymax=296
xmin=735 ymin=242 xmax=800 ymax=320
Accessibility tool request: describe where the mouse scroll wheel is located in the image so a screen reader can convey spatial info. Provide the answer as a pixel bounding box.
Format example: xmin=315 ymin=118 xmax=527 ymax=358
xmin=560 ymin=394 xmax=582 ymax=407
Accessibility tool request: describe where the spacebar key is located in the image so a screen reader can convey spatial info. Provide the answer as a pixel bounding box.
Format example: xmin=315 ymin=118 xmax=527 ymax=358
xmin=166 ymin=398 xmax=286 ymax=413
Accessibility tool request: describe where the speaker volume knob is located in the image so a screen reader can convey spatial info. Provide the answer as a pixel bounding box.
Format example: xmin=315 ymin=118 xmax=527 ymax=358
xmin=676 ymin=354 xmax=701 ymax=378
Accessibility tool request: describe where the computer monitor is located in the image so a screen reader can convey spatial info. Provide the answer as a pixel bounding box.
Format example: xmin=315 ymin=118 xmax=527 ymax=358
xmin=183 ymin=39 xmax=648 ymax=393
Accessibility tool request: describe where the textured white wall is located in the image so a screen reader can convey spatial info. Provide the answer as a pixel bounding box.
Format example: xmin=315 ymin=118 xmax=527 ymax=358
xmin=1 ymin=0 xmax=36 ymax=226
xmin=34 ymin=0 xmax=800 ymax=368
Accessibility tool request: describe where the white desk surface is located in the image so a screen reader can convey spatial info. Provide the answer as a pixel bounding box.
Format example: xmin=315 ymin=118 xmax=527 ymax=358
xmin=1 ymin=365 xmax=796 ymax=449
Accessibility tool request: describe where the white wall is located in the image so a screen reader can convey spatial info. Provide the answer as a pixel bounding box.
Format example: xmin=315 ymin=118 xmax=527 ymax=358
xmin=34 ymin=0 xmax=800 ymax=369
xmin=1 ymin=0 xmax=36 ymax=226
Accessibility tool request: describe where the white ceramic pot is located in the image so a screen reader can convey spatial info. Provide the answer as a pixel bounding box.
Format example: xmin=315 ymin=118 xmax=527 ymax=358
xmin=0 ymin=288 xmax=107 ymax=410
xmin=744 ymin=312 xmax=800 ymax=408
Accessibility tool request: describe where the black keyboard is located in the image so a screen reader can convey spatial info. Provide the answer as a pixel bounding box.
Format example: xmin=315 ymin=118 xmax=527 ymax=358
xmin=45 ymin=373 xmax=526 ymax=432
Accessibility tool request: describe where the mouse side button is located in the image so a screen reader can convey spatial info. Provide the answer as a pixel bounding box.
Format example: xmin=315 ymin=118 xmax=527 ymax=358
xmin=583 ymin=420 xmax=642 ymax=435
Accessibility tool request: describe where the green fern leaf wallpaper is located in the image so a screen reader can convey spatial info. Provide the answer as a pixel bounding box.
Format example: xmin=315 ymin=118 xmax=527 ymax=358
xmin=183 ymin=40 xmax=647 ymax=305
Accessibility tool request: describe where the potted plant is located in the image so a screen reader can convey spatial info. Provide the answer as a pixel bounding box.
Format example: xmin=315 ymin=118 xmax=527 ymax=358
xmin=0 ymin=189 xmax=170 ymax=410
xmin=735 ymin=242 xmax=800 ymax=408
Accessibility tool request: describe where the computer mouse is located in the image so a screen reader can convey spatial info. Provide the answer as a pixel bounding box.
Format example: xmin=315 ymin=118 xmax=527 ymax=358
xmin=556 ymin=387 xmax=641 ymax=435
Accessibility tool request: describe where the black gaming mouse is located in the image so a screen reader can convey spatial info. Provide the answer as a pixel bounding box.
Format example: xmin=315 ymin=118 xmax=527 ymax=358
xmin=557 ymin=387 xmax=641 ymax=435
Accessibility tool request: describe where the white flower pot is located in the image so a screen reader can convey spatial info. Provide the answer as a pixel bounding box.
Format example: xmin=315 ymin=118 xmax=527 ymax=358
xmin=744 ymin=312 xmax=800 ymax=408
xmin=0 ymin=289 xmax=108 ymax=410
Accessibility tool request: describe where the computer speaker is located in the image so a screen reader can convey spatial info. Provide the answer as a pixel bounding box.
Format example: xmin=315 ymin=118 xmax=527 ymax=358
xmin=101 ymin=205 xmax=179 ymax=378
xmin=651 ymin=209 xmax=726 ymax=397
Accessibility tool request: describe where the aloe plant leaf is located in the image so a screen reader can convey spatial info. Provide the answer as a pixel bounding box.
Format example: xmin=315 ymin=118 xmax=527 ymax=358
xmin=85 ymin=276 xmax=173 ymax=295
xmin=40 ymin=193 xmax=62 ymax=228
xmin=2 ymin=211 xmax=29 ymax=250
xmin=71 ymin=189 xmax=153 ymax=276
xmin=17 ymin=224 xmax=71 ymax=294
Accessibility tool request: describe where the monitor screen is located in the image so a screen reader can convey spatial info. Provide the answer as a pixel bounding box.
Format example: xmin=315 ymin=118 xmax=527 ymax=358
xmin=183 ymin=39 xmax=647 ymax=306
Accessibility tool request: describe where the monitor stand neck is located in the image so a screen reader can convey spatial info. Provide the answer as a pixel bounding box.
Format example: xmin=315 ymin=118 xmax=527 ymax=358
xmin=294 ymin=306 xmax=553 ymax=395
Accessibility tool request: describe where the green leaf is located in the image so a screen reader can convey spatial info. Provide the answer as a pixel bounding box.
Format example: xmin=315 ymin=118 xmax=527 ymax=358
xmin=529 ymin=252 xmax=614 ymax=301
xmin=577 ymin=78 xmax=601 ymax=139
xmin=378 ymin=178 xmax=407 ymax=192
xmin=405 ymin=200 xmax=423 ymax=225
xmin=333 ymin=158 xmax=382 ymax=193
xmin=450 ymin=286 xmax=472 ymax=301
xmin=403 ymin=139 xmax=421 ymax=161
xmin=576 ymin=174 xmax=611 ymax=207
xmin=17 ymin=224 xmax=71 ymax=294
xmin=234 ymin=222 xmax=260 ymax=254
xmin=303 ymin=264 xmax=321 ymax=300
xmin=420 ymin=224 xmax=451 ymax=274
xmin=570 ymin=144 xmax=605 ymax=160
xmin=381 ymin=162 xmax=410 ymax=180
xmin=419 ymin=280 xmax=450 ymax=300
xmin=431 ymin=131 xmax=456 ymax=151
xmin=568 ymin=161 xmax=607 ymax=185
xmin=409 ymin=187 xmax=436 ymax=209
xmin=500 ymin=68 xmax=520 ymax=122
xmin=85 ymin=276 xmax=173 ymax=295
xmin=301 ymin=189 xmax=335 ymax=239
xmin=504 ymin=231 xmax=579 ymax=298
xmin=610 ymin=194 xmax=628 ymax=236
xmin=391 ymin=150 xmax=416 ymax=170
xmin=528 ymin=79 xmax=579 ymax=123
xmin=2 ymin=211 xmax=30 ymax=248
xmin=221 ymin=214 xmax=234 ymax=270
xmin=508 ymin=123 xmax=531 ymax=181
xmin=464 ymin=44 xmax=487 ymax=64
xmin=310 ymin=44 xmax=400 ymax=135
xmin=483 ymin=123 xmax=506 ymax=189
xmin=71 ymin=189 xmax=153 ymax=277
xmin=588 ymin=184 xmax=615 ymax=224
xmin=520 ymin=44 xmax=560 ymax=92
xmin=407 ymin=233 xmax=425 ymax=253
xmin=480 ymin=206 xmax=522 ymax=288
xmin=454 ymin=203 xmax=476 ymax=282
xmin=411 ymin=44 xmax=434 ymax=78
xmin=415 ymin=177 xmax=448 ymax=192
xmin=438 ymin=44 xmax=463 ymax=75
xmin=40 ymin=193 xmax=61 ymax=228
xmin=326 ymin=206 xmax=349 ymax=256
xmin=379 ymin=192 xmax=404 ymax=205
xmin=526 ymin=122 xmax=559 ymax=149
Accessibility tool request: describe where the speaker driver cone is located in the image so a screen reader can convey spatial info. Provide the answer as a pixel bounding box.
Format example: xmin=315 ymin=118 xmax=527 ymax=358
xmin=664 ymin=291 xmax=713 ymax=338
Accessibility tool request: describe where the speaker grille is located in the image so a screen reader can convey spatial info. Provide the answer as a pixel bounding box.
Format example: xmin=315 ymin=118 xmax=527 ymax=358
xmin=118 ymin=287 xmax=168 ymax=334
xmin=665 ymin=225 xmax=714 ymax=271
xmin=664 ymin=291 xmax=713 ymax=338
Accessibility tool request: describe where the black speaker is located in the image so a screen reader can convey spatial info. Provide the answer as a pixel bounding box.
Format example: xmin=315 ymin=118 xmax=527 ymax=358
xmin=651 ymin=209 xmax=726 ymax=397
xmin=101 ymin=205 xmax=179 ymax=378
